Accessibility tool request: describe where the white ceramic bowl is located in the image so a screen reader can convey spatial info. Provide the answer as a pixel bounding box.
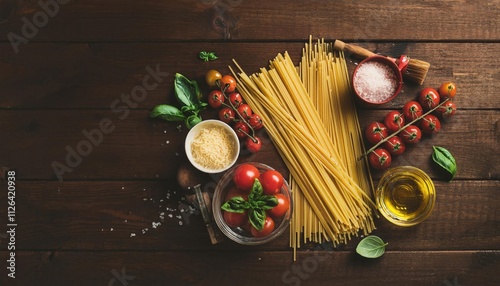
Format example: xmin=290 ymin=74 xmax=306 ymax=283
xmin=185 ymin=120 xmax=240 ymax=174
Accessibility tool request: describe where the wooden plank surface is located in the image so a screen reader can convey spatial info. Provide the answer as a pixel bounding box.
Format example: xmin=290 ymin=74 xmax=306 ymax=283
xmin=0 ymin=0 xmax=498 ymax=41
xmin=0 ymin=180 xmax=497 ymax=251
xmin=1 ymin=42 xmax=499 ymax=109
xmin=0 ymin=250 xmax=498 ymax=286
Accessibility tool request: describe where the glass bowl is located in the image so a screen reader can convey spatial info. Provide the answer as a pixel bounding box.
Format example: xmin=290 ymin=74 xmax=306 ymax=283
xmin=375 ymin=166 xmax=436 ymax=226
xmin=212 ymin=162 xmax=293 ymax=245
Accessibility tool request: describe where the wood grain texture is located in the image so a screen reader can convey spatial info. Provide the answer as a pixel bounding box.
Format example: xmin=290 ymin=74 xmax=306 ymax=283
xmin=0 ymin=250 xmax=498 ymax=286
xmin=1 ymin=42 xmax=499 ymax=109
xmin=0 ymin=0 xmax=498 ymax=41
xmin=0 ymin=180 xmax=497 ymax=251
xmin=0 ymin=110 xmax=497 ymax=180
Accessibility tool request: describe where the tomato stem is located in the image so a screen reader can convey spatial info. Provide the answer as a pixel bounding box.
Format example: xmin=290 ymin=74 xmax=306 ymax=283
xmin=220 ymin=85 xmax=255 ymax=137
xmin=358 ymin=98 xmax=451 ymax=161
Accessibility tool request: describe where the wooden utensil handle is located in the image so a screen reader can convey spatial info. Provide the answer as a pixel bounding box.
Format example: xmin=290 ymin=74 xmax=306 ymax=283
xmin=334 ymin=40 xmax=376 ymax=59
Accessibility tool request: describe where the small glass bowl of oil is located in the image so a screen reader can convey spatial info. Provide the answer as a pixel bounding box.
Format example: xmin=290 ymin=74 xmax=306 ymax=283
xmin=375 ymin=166 xmax=436 ymax=227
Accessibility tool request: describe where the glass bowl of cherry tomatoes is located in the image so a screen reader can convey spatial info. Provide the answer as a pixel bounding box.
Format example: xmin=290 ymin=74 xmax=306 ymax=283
xmin=212 ymin=162 xmax=293 ymax=245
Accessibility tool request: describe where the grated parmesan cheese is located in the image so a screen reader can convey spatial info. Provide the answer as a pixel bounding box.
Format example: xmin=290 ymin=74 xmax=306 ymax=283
xmin=191 ymin=125 xmax=236 ymax=170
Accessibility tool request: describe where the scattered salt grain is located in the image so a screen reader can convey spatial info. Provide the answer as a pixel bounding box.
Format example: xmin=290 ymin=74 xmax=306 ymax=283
xmin=179 ymin=221 xmax=183 ymax=225
xmin=121 ymin=186 xmax=124 ymax=190
xmin=130 ymin=233 xmax=136 ymax=237
xmin=152 ymin=222 xmax=161 ymax=229
xmin=168 ymin=214 xmax=173 ymax=218
xmin=110 ymin=228 xmax=114 ymax=231
xmin=353 ymin=61 xmax=398 ymax=103
xmin=124 ymin=219 xmax=128 ymax=223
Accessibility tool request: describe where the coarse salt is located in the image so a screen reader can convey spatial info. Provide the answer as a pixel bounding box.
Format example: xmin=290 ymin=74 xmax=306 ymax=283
xmin=353 ymin=61 xmax=398 ymax=103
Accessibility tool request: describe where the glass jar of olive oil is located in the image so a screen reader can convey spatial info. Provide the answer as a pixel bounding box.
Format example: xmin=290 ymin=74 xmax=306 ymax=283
xmin=376 ymin=166 xmax=436 ymax=226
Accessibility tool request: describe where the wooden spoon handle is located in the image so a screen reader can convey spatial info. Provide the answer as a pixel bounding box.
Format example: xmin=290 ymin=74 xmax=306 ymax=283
xmin=333 ymin=40 xmax=376 ymax=59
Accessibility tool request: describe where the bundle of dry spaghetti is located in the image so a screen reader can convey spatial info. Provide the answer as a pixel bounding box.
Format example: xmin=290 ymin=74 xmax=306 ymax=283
xmin=230 ymin=38 xmax=376 ymax=260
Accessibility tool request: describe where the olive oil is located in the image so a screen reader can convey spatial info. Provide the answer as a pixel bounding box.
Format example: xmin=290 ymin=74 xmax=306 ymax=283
xmin=376 ymin=166 xmax=436 ymax=226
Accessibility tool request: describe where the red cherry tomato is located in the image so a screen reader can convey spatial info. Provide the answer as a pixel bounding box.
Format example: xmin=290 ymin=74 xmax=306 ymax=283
xmin=250 ymin=216 xmax=275 ymax=238
xmin=233 ymin=164 xmax=260 ymax=191
xmin=402 ymin=101 xmax=424 ymax=122
xmin=438 ymin=82 xmax=457 ymax=100
xmin=368 ymin=148 xmax=392 ymax=170
xmin=229 ymin=92 xmax=243 ymax=108
xmin=420 ymin=114 xmax=441 ymax=135
xmin=237 ymin=104 xmax=252 ymax=120
xmin=365 ymin=122 xmax=388 ymax=145
xmin=260 ymin=170 xmax=284 ymax=195
xmin=245 ymin=136 xmax=262 ymax=153
xmin=383 ymin=136 xmax=406 ymax=156
xmin=418 ymin=87 xmax=440 ymax=110
xmin=383 ymin=111 xmax=405 ymax=134
xmin=223 ymin=210 xmax=248 ymax=228
xmin=208 ymin=90 xmax=224 ymax=108
xmin=248 ymin=114 xmax=264 ymax=130
xmin=218 ymin=107 xmax=235 ymax=123
xmin=267 ymin=194 xmax=289 ymax=218
xmin=435 ymin=101 xmax=457 ymax=119
xmin=401 ymin=125 xmax=422 ymax=145
xmin=234 ymin=122 xmax=250 ymax=138
xmin=225 ymin=186 xmax=249 ymax=200
xmin=220 ymin=75 xmax=237 ymax=93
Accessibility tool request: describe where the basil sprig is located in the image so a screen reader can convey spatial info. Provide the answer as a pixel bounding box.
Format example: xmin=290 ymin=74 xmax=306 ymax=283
xmin=150 ymin=73 xmax=207 ymax=129
xmin=198 ymin=51 xmax=218 ymax=62
xmin=221 ymin=179 xmax=278 ymax=231
xmin=432 ymin=146 xmax=457 ymax=181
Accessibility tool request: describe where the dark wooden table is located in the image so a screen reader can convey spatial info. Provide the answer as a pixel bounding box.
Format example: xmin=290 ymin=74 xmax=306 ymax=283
xmin=0 ymin=1 xmax=499 ymax=285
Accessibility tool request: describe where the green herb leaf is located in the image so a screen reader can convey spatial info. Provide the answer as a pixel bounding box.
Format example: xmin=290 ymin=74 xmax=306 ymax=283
xmin=185 ymin=115 xmax=202 ymax=129
xmin=258 ymin=195 xmax=278 ymax=210
xmin=248 ymin=179 xmax=263 ymax=202
xmin=249 ymin=208 xmax=266 ymax=231
xmin=174 ymin=73 xmax=201 ymax=107
xmin=432 ymin=146 xmax=457 ymax=181
xmin=221 ymin=196 xmax=250 ymax=213
xmin=356 ymin=235 xmax=388 ymax=259
xmin=149 ymin=104 xmax=185 ymax=122
xmin=199 ymin=51 xmax=218 ymax=62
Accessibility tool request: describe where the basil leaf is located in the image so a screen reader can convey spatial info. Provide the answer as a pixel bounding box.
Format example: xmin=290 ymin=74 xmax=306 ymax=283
xmin=248 ymin=179 xmax=263 ymax=202
xmin=174 ymin=73 xmax=201 ymax=107
xmin=432 ymin=146 xmax=457 ymax=181
xmin=258 ymin=195 xmax=278 ymax=210
xmin=356 ymin=235 xmax=388 ymax=259
xmin=199 ymin=51 xmax=218 ymax=62
xmin=249 ymin=208 xmax=266 ymax=231
xmin=149 ymin=104 xmax=185 ymax=122
xmin=221 ymin=196 xmax=250 ymax=213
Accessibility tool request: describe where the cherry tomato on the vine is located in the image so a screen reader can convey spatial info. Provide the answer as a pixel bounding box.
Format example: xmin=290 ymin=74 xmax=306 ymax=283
xmin=223 ymin=210 xmax=248 ymax=228
xmin=438 ymin=82 xmax=457 ymax=100
xmin=383 ymin=136 xmax=406 ymax=156
xmin=205 ymin=70 xmax=222 ymax=88
xmin=208 ymin=90 xmax=224 ymax=108
xmin=245 ymin=136 xmax=262 ymax=153
xmin=419 ymin=87 xmax=441 ymax=110
xmin=260 ymin=170 xmax=284 ymax=195
xmin=229 ymin=92 xmax=243 ymax=108
xmin=420 ymin=114 xmax=441 ymax=135
xmin=220 ymin=75 xmax=237 ymax=93
xmin=248 ymin=114 xmax=264 ymax=130
xmin=368 ymin=148 xmax=392 ymax=170
xmin=233 ymin=164 xmax=260 ymax=191
xmin=219 ymin=107 xmax=235 ymax=123
xmin=237 ymin=104 xmax=253 ymax=120
xmin=267 ymin=194 xmax=289 ymax=218
xmin=402 ymin=101 xmax=424 ymax=122
xmin=234 ymin=121 xmax=250 ymax=138
xmin=250 ymin=216 xmax=275 ymax=238
xmin=401 ymin=125 xmax=422 ymax=144
xmin=365 ymin=122 xmax=388 ymax=145
xmin=384 ymin=111 xmax=405 ymax=134
xmin=435 ymin=101 xmax=457 ymax=119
